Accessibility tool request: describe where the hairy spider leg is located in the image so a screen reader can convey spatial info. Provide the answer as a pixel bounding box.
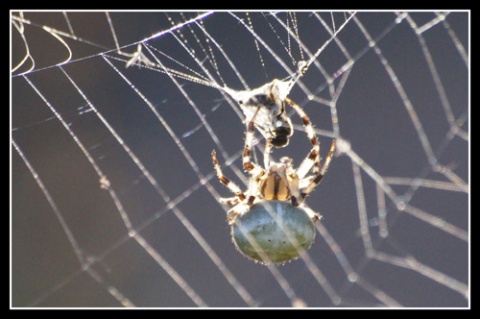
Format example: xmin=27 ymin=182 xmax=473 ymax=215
xmin=212 ymin=150 xmax=256 ymax=224
xmin=285 ymin=97 xmax=321 ymax=178
xmin=300 ymin=139 xmax=336 ymax=201
xmin=242 ymin=107 xmax=268 ymax=178
xmin=301 ymin=203 xmax=323 ymax=223
xmin=212 ymin=150 xmax=247 ymax=202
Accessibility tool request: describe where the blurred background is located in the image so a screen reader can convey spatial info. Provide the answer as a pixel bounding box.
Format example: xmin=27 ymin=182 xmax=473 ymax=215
xmin=11 ymin=11 xmax=469 ymax=307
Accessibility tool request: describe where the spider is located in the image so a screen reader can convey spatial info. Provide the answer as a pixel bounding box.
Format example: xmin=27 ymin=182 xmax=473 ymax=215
xmin=211 ymin=100 xmax=336 ymax=263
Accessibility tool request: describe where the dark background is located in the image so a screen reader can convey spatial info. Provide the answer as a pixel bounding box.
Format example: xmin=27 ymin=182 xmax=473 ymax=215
xmin=11 ymin=11 xmax=468 ymax=307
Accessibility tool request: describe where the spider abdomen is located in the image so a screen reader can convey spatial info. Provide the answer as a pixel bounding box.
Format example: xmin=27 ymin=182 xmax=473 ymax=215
xmin=231 ymin=200 xmax=315 ymax=264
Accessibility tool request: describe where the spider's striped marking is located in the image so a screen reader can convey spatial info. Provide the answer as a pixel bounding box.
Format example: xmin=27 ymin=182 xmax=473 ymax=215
xmin=212 ymin=150 xmax=246 ymax=202
xmin=285 ymin=97 xmax=320 ymax=176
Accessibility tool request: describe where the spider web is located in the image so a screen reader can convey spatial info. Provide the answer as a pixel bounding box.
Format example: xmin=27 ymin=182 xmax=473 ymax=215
xmin=11 ymin=10 xmax=469 ymax=308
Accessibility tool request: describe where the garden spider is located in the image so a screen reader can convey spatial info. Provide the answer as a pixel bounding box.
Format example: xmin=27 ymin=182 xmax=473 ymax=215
xmin=211 ymin=98 xmax=335 ymax=263
xmin=212 ymin=97 xmax=336 ymax=225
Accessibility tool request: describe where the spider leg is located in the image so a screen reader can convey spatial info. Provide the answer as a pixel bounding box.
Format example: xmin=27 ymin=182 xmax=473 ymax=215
xmin=285 ymin=97 xmax=321 ymax=178
xmin=288 ymin=173 xmax=302 ymax=207
xmin=300 ymin=139 xmax=336 ymax=199
xmin=263 ymin=140 xmax=273 ymax=170
xmin=319 ymin=139 xmax=336 ymax=176
xmin=300 ymin=204 xmax=323 ymax=223
xmin=278 ymin=157 xmax=302 ymax=207
xmin=219 ymin=196 xmax=241 ymax=206
xmin=226 ymin=195 xmax=257 ymax=225
xmin=212 ymin=150 xmax=247 ymax=202
xmin=243 ymin=107 xmax=267 ymax=177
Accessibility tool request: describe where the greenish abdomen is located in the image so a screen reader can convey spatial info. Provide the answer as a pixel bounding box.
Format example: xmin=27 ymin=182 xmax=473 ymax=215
xmin=231 ymin=200 xmax=316 ymax=264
